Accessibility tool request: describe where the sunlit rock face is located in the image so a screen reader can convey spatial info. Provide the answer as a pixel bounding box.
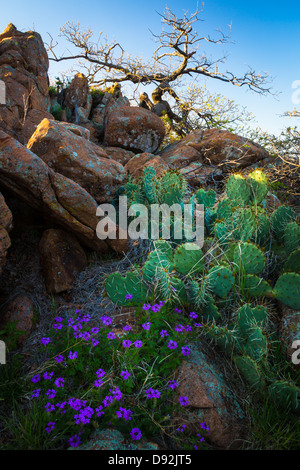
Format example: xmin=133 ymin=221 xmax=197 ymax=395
xmin=0 ymin=23 xmax=52 ymax=144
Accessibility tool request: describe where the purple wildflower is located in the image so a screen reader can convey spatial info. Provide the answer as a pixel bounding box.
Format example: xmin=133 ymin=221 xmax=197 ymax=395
xmin=130 ymin=427 xmax=142 ymax=441
xmin=96 ymin=368 xmax=106 ymax=378
xmin=54 ymin=377 xmax=65 ymax=388
xmin=43 ymin=371 xmax=54 ymax=380
xmin=69 ymin=433 xmax=81 ymax=448
xmin=179 ymin=396 xmax=189 ymax=407
xmin=31 ymin=375 xmax=40 ymax=383
xmin=142 ymin=303 xmax=151 ymax=311
xmin=45 ymin=402 xmax=55 ymax=412
xmin=181 ymin=346 xmax=191 ymax=356
xmin=175 ymin=324 xmax=185 ymax=332
xmin=168 ymin=379 xmax=179 ymax=390
xmin=167 ymin=340 xmax=178 ymax=350
xmin=102 ymin=395 xmax=114 ymax=407
xmin=116 ymin=407 xmax=133 ymax=421
xmin=55 ymin=354 xmax=64 ymax=363
xmin=95 ymin=405 xmax=105 ymax=417
xmin=107 ymin=331 xmax=115 ymax=340
xmin=45 ymin=422 xmax=55 ymax=433
xmin=160 ymin=330 xmax=169 ymax=338
xmin=68 ymin=351 xmax=77 ymax=360
xmin=46 ymin=389 xmax=57 ymax=399
xmin=68 ymin=397 xmax=86 ymax=411
xmin=176 ymin=424 xmax=186 ymax=432
xmin=120 ymin=370 xmax=131 ymax=380
xmin=110 ymin=386 xmax=123 ymax=401
xmin=123 ymin=325 xmax=131 ymax=331
xmin=31 ymin=389 xmax=41 ymax=398
xmin=145 ymin=388 xmax=161 ymax=399
xmin=134 ymin=340 xmax=143 ymax=349
xmin=125 ymin=294 xmax=133 ymax=300
xmin=94 ymin=378 xmax=103 ymax=388
xmin=142 ymin=322 xmax=152 ymax=330
xmin=189 ymin=312 xmax=198 ymax=319
xmin=123 ymin=339 xmax=132 ymax=348
xmin=91 ymin=327 xmax=100 ymax=334
xmin=41 ymin=337 xmax=51 ymax=346
xmin=100 ymin=315 xmax=112 ymax=326
xmin=151 ymin=304 xmax=160 ymax=312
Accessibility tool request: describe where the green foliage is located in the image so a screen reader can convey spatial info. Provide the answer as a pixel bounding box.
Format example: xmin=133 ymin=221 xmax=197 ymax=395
xmin=268 ymin=380 xmax=300 ymax=414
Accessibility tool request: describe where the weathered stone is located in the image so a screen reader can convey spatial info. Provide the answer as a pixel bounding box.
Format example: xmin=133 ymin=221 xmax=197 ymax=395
xmin=0 ymin=130 xmax=128 ymax=254
xmin=103 ymin=147 xmax=135 ymax=166
xmin=175 ymin=343 xmax=247 ymax=449
xmin=159 ymin=129 xmax=268 ymax=171
xmin=0 ymin=295 xmax=35 ymax=344
xmin=52 ymin=121 xmax=91 ymax=140
xmin=178 ymin=162 xmax=223 ymax=187
xmin=39 ymin=229 xmax=88 ymax=294
xmin=104 ymin=106 xmax=165 ymax=153
xmin=64 ymin=73 xmax=89 ymax=114
xmin=0 ymin=23 xmax=50 ymax=143
xmin=22 ymin=109 xmax=54 ymax=144
xmin=69 ymin=428 xmax=159 ymax=451
xmin=124 ymin=152 xmax=170 ymax=179
xmin=0 ymin=192 xmax=12 ymax=275
xmin=0 ymin=191 xmax=13 ymax=232
xmin=280 ymin=306 xmax=300 ymax=368
xmin=27 ymin=119 xmax=126 ymax=203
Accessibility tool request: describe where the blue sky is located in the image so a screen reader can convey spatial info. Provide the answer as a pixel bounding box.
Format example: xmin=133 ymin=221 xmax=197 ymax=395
xmin=0 ymin=0 xmax=299 ymax=135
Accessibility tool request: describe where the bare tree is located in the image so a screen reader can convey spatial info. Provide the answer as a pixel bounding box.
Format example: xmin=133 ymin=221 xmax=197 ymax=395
xmin=47 ymin=5 xmax=272 ymax=94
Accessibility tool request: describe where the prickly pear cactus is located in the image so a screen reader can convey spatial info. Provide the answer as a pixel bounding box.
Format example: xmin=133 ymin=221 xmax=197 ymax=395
xmin=207 ymin=265 xmax=235 ymax=298
xmin=283 ymin=247 xmax=300 ymax=274
xmin=243 ymin=275 xmax=272 ymax=298
xmin=143 ymin=167 xmax=158 ymax=204
xmin=234 ymin=355 xmax=266 ymax=392
xmin=247 ymin=169 xmax=269 ymax=204
xmin=244 ymin=326 xmax=269 ymax=361
xmin=196 ymin=188 xmax=216 ymax=209
xmin=173 ymin=243 xmax=204 ymax=275
xmin=233 ymin=242 xmax=266 ymax=275
xmin=284 ymin=221 xmax=300 ymax=255
xmin=271 ymin=205 xmax=296 ymax=243
xmin=104 ymin=272 xmax=148 ymax=305
xmin=157 ymin=170 xmax=187 ymax=205
xmin=225 ymin=174 xmax=251 ymax=206
xmin=237 ymin=304 xmax=268 ymax=336
xmin=273 ymin=272 xmax=300 ymax=310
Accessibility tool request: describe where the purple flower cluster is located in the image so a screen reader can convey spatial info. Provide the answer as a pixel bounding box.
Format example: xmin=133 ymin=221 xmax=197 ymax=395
xmin=145 ymin=388 xmax=161 ymax=399
xmin=116 ymin=407 xmax=133 ymax=421
xmin=32 ymin=303 xmax=202 ymax=449
xmin=74 ymin=406 xmax=94 ymax=425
